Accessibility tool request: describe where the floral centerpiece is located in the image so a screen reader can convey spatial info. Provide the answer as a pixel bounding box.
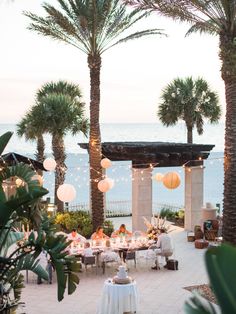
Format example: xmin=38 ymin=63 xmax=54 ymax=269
xmin=143 ymin=215 xmax=171 ymax=241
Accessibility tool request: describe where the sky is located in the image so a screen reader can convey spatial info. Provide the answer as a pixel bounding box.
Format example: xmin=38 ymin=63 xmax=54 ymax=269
xmin=0 ymin=0 xmax=225 ymax=124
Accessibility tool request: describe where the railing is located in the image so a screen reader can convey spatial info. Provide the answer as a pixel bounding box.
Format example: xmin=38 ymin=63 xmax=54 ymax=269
xmin=68 ymin=200 xmax=183 ymax=217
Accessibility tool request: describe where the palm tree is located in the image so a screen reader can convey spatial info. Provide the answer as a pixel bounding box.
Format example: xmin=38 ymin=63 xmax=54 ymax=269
xmin=24 ymin=0 xmax=164 ymax=230
xmin=17 ymin=112 xmax=45 ymax=175
xmin=35 ymin=91 xmax=88 ymax=211
xmin=126 ymin=0 xmax=236 ymax=245
xmin=158 ymin=77 xmax=221 ymax=144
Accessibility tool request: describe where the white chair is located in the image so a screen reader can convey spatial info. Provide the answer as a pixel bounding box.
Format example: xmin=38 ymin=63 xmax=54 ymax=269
xmin=101 ymin=251 xmax=120 ymax=274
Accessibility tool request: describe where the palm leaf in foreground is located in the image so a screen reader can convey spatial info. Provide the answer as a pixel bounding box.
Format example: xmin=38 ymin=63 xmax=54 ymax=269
xmin=185 ymin=244 xmax=236 ymax=313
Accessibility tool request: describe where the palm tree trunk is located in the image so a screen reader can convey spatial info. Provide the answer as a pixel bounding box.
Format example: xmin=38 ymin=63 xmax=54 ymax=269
xmin=36 ymin=134 xmax=45 ymax=176
xmin=220 ymin=34 xmax=236 ymax=245
xmin=88 ymin=53 xmax=104 ymax=231
xmin=187 ymin=126 xmax=193 ymax=144
xmin=52 ymin=134 xmax=67 ymax=212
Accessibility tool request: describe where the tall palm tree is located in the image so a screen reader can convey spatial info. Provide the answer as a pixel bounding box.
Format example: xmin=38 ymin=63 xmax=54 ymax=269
xmin=17 ymin=112 xmax=45 ymax=175
xmin=35 ymin=91 xmax=89 ymax=212
xmin=24 ymin=0 xmax=164 ymax=230
xmin=127 ymin=0 xmax=236 ymax=245
xmin=158 ymin=77 xmax=221 ymax=143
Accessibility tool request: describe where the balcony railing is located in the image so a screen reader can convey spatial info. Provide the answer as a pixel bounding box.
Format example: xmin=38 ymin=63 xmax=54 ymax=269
xmin=67 ymin=200 xmax=183 ymax=218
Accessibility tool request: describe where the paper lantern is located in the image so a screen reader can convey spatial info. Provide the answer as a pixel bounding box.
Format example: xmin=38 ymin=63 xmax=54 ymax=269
xmin=162 ymin=172 xmax=181 ymax=189
xmin=31 ymin=174 xmax=43 ymax=186
xmin=57 ymin=184 xmax=76 ymax=202
xmin=98 ymin=179 xmax=111 ymax=192
xmin=153 ymin=173 xmax=164 ymax=182
xmin=43 ymin=158 xmax=56 ymax=171
xmin=15 ymin=178 xmax=23 ymax=187
xmin=101 ymin=158 xmax=112 ymax=169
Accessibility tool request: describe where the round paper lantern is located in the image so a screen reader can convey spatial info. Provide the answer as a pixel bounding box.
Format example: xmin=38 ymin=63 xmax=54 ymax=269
xmin=98 ymin=179 xmax=111 ymax=192
xmin=15 ymin=178 xmax=23 ymax=187
xmin=153 ymin=173 xmax=164 ymax=182
xmin=100 ymin=158 xmax=112 ymax=169
xmin=162 ymin=172 xmax=181 ymax=189
xmin=57 ymin=184 xmax=76 ymax=202
xmin=31 ymin=174 xmax=43 ymax=186
xmin=43 ymin=158 xmax=57 ymax=171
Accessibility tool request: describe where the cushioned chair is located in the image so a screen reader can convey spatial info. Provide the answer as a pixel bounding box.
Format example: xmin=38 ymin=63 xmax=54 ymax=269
xmin=101 ymin=251 xmax=120 ymax=274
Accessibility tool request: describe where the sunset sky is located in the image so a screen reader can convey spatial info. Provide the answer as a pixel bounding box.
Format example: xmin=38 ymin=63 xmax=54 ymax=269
xmin=0 ymin=0 xmax=225 ymax=124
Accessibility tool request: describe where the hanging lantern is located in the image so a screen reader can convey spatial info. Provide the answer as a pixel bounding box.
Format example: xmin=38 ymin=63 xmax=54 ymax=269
xmin=106 ymin=178 xmax=115 ymax=189
xmin=57 ymin=184 xmax=76 ymax=202
xmin=43 ymin=158 xmax=57 ymax=171
xmin=15 ymin=178 xmax=23 ymax=187
xmin=153 ymin=173 xmax=164 ymax=182
xmin=101 ymin=158 xmax=112 ymax=169
xmin=162 ymin=172 xmax=181 ymax=189
xmin=98 ymin=179 xmax=111 ymax=192
xmin=31 ymin=174 xmax=43 ymax=186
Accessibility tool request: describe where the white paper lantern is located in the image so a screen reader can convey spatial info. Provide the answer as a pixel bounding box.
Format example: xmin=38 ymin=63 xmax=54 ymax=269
xmin=57 ymin=184 xmax=76 ymax=202
xmin=153 ymin=173 xmax=164 ymax=182
xmin=31 ymin=174 xmax=43 ymax=186
xmin=15 ymin=178 xmax=23 ymax=187
xmin=98 ymin=179 xmax=111 ymax=192
xmin=100 ymin=158 xmax=112 ymax=169
xmin=162 ymin=172 xmax=181 ymax=189
xmin=43 ymin=158 xmax=57 ymax=171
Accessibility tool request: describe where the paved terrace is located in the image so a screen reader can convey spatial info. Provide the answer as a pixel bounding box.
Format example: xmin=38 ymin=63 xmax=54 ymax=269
xmin=20 ymin=225 xmax=209 ymax=314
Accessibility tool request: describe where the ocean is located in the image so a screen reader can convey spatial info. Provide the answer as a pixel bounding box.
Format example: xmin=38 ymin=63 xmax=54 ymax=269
xmin=0 ymin=123 xmax=224 ymax=209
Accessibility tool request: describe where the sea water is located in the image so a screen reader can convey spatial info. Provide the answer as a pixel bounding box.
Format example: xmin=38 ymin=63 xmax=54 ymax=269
xmin=0 ymin=123 xmax=224 ymax=209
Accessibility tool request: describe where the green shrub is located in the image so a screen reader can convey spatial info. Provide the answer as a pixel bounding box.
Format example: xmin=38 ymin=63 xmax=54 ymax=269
xmin=177 ymin=209 xmax=185 ymax=220
xmin=103 ymin=220 xmax=114 ymax=237
xmin=159 ymin=208 xmax=176 ymax=220
xmin=55 ymin=210 xmax=93 ymax=238
xmin=54 ymin=211 xmax=114 ymax=238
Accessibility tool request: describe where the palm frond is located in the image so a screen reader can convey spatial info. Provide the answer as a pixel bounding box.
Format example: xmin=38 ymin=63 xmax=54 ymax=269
xmin=185 ymin=20 xmax=219 ymax=36
xmin=105 ymin=28 xmax=165 ymax=51
xmin=25 ymin=0 xmax=164 ymax=55
xmin=127 ymin=0 xmax=236 ymax=36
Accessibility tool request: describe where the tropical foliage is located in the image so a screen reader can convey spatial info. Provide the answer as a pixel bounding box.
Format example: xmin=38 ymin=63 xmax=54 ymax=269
xmin=55 ymin=210 xmax=93 ymax=237
xmin=158 ymin=77 xmax=221 ymax=143
xmin=35 ymin=81 xmax=89 ymax=211
xmin=185 ymin=244 xmax=236 ymax=314
xmin=25 ymin=0 xmax=165 ymax=230
xmin=18 ymin=80 xmax=89 ymax=211
xmin=126 ymin=0 xmax=236 ymax=245
xmin=0 ymin=132 xmax=80 ymax=313
xmin=17 ymin=111 xmax=45 ymax=174
xmin=55 ymin=210 xmax=114 ymax=238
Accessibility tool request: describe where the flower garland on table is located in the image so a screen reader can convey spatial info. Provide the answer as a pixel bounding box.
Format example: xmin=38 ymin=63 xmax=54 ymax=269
xmin=143 ymin=216 xmax=171 ymax=241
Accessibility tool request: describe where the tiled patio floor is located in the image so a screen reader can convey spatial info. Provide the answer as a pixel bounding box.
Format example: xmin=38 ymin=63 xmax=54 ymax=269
xmin=20 ymin=227 xmax=209 ymax=314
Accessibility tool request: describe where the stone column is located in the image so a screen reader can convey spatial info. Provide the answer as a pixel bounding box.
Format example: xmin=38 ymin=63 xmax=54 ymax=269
xmin=132 ymin=167 xmax=153 ymax=232
xmin=184 ymin=165 xmax=204 ymax=231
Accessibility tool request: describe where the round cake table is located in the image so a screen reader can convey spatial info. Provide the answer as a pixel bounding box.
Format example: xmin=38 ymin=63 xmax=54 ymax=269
xmin=97 ymin=279 xmax=138 ymax=314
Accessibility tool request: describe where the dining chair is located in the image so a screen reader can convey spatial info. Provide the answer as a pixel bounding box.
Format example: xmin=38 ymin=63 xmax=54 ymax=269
xmin=126 ymin=250 xmax=136 ymax=268
xmin=83 ymin=255 xmax=97 ymax=274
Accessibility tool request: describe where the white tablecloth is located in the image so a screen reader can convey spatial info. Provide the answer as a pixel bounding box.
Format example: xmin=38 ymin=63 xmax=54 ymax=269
xmin=97 ymin=280 xmax=138 ymax=314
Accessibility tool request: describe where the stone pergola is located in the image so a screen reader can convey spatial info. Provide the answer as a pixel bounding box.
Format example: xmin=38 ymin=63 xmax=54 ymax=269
xmin=79 ymin=142 xmax=214 ymax=231
xmin=2 ymin=152 xmax=45 ymax=171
